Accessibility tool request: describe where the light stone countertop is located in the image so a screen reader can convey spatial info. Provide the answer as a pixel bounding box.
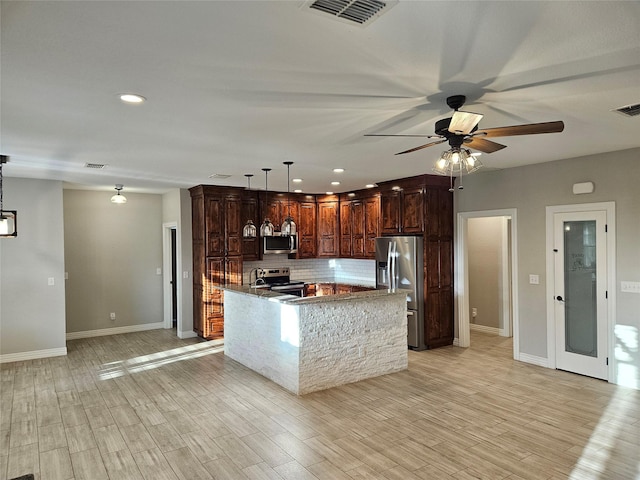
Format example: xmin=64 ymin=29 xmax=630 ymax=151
xmin=216 ymin=284 xmax=408 ymax=305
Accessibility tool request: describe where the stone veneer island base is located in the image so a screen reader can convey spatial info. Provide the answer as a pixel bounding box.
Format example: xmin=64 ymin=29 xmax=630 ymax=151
xmin=222 ymin=286 xmax=409 ymax=395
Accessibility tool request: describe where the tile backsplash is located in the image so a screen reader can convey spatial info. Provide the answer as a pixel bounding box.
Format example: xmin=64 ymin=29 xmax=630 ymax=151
xmin=244 ymin=257 xmax=375 ymax=286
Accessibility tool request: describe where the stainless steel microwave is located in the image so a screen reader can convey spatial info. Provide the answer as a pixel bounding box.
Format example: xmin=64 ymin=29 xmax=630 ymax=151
xmin=263 ymin=232 xmax=298 ymax=255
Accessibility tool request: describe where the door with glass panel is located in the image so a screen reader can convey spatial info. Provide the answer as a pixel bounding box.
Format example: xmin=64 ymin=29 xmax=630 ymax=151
xmin=553 ymin=211 xmax=608 ymax=380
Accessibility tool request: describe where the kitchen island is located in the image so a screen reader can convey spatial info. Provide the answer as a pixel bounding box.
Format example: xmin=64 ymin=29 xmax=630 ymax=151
xmin=219 ymin=285 xmax=408 ymax=395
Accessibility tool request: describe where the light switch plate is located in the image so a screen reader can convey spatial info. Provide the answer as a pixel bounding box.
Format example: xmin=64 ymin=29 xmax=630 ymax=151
xmin=529 ymin=274 xmax=540 ymax=285
xmin=48 ymin=277 xmax=55 ymax=286
xmin=621 ymin=281 xmax=640 ymax=293
xmin=183 ymin=271 xmax=189 ymax=279
xmin=156 ymin=268 xmax=162 ymax=275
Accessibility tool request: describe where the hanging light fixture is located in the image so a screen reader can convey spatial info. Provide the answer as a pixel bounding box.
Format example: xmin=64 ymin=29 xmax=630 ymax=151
xmin=259 ymin=168 xmax=274 ymax=237
xmin=432 ymin=148 xmax=483 ymax=192
xmin=0 ymin=155 xmax=17 ymax=238
xmin=242 ymin=174 xmax=257 ymax=238
xmin=111 ymin=184 xmax=127 ymax=204
xmin=281 ymin=161 xmax=297 ymax=236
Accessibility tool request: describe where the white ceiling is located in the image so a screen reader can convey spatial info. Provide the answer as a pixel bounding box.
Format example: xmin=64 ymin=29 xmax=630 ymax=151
xmin=2 ymin=1 xmax=639 ymax=195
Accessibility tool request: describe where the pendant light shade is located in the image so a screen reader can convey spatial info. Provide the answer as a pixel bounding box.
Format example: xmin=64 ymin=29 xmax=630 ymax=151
xmin=281 ymin=161 xmax=296 ymax=236
xmin=0 ymin=155 xmax=17 ymax=238
xmin=242 ymin=174 xmax=257 ymax=238
xmin=111 ymin=184 xmax=127 ymax=204
xmin=260 ymin=168 xmax=274 ymax=237
xmin=432 ymin=148 xmax=483 ymax=191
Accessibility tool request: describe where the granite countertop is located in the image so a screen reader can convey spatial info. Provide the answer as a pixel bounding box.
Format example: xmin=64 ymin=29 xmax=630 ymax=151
xmin=216 ymin=284 xmax=408 ymax=305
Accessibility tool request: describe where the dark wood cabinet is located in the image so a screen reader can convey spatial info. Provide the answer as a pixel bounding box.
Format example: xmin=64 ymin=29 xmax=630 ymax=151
xmin=317 ymin=197 xmax=339 ymax=257
xmin=263 ymin=194 xmax=299 ymax=232
xmin=241 ymin=191 xmax=260 ymax=261
xmin=380 ymin=185 xmax=423 ymax=234
xmin=423 ymin=186 xmax=454 ymax=348
xmin=298 ymin=201 xmax=317 ymax=258
xmin=190 ymin=185 xmax=244 ymax=340
xmin=340 ymin=194 xmax=379 ymax=259
xmin=339 ymin=201 xmax=352 ymax=257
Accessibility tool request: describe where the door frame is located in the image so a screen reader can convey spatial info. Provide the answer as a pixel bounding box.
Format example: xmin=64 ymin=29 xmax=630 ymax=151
xmin=456 ymin=209 xmax=519 ymax=359
xmin=545 ymin=202 xmax=616 ymax=382
xmin=163 ymin=222 xmax=182 ymax=333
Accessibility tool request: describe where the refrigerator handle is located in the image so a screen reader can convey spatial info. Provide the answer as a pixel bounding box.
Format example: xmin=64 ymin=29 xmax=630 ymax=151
xmin=391 ymin=241 xmax=397 ymax=290
xmin=386 ymin=242 xmax=392 ymax=288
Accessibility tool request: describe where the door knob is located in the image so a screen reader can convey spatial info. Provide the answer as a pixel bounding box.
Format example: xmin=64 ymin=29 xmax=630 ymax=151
xmin=556 ymin=295 xmax=564 ymax=302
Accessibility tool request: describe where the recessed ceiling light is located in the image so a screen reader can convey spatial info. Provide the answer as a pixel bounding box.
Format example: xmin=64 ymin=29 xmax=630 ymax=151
xmin=348 ymin=193 xmax=356 ymax=197
xmin=292 ymin=178 xmax=302 ymax=183
xmin=119 ymin=93 xmax=146 ymax=104
xmin=326 ymin=191 xmax=333 ymax=195
xmin=294 ymin=189 xmax=302 ymax=193
xmin=331 ymin=181 xmax=340 ymax=186
xmin=333 ymin=168 xmax=344 ymax=173
xmin=366 ymin=184 xmax=375 ymax=188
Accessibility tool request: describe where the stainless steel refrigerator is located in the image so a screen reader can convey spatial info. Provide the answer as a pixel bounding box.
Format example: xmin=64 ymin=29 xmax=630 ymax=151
xmin=375 ymin=236 xmax=425 ymax=350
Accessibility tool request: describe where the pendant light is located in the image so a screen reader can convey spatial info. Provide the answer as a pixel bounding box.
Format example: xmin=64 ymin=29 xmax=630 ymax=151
xmin=281 ymin=161 xmax=296 ymax=236
xmin=111 ymin=184 xmax=127 ymax=204
xmin=259 ymin=168 xmax=274 ymax=237
xmin=242 ymin=174 xmax=257 ymax=238
xmin=0 ymin=155 xmax=17 ymax=238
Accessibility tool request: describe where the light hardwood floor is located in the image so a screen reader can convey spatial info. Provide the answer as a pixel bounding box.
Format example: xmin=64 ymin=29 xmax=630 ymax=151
xmin=1 ymin=330 xmax=638 ymax=480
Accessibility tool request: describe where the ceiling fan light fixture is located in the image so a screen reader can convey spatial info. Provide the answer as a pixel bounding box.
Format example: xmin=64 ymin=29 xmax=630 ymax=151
xmin=432 ymin=148 xmax=483 ymax=191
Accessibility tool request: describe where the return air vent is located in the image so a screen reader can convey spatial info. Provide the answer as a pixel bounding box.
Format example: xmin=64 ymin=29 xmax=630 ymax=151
xmin=305 ymin=0 xmax=396 ymax=26
xmin=84 ymin=163 xmax=107 ymax=169
xmin=208 ymin=173 xmax=232 ymax=179
xmin=612 ymin=102 xmax=640 ymax=117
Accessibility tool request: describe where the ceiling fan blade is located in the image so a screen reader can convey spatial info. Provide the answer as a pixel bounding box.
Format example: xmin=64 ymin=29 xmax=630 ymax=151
xmin=463 ymin=137 xmax=507 ymax=154
xmin=448 ymin=110 xmax=483 ymax=135
xmin=475 ymin=121 xmax=564 ymax=138
xmin=395 ymin=139 xmax=447 ymax=155
xmin=365 ymin=134 xmax=439 ymax=138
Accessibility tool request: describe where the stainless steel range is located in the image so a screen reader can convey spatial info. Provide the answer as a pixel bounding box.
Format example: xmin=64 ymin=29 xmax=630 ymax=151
xmin=255 ymin=267 xmax=306 ymax=296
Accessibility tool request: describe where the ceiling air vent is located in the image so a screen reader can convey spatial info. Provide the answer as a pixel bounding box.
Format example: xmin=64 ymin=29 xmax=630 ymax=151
xmin=305 ymin=0 xmax=396 ymax=26
xmin=612 ymin=102 xmax=640 ymax=117
xmin=208 ymin=174 xmax=232 ymax=179
xmin=84 ymin=163 xmax=107 ymax=169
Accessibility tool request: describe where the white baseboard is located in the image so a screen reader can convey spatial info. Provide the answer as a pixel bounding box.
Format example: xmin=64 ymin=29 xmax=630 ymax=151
xmin=178 ymin=330 xmax=198 ymax=339
xmin=517 ymin=352 xmax=549 ymax=368
xmin=453 ymin=338 xmax=460 ymax=347
xmin=0 ymin=347 xmax=67 ymax=364
xmin=66 ymin=322 xmax=165 ymax=340
xmin=470 ymin=323 xmax=500 ymax=335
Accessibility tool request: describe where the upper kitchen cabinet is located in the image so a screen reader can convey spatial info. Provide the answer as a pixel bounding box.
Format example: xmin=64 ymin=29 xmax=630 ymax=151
xmin=263 ymin=193 xmax=299 ymax=232
xmin=339 ymin=193 xmax=380 ymax=259
xmin=297 ymin=199 xmax=317 ymax=258
xmin=317 ymin=196 xmax=339 ymax=257
xmin=241 ymin=190 xmax=260 ymax=261
xmin=380 ymin=178 xmax=424 ymax=235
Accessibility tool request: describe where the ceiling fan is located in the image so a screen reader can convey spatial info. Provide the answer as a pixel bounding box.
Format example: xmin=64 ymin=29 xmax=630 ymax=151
xmin=366 ymin=95 xmax=564 ymax=155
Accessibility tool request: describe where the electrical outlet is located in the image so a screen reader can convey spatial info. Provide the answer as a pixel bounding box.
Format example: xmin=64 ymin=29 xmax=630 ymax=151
xmin=183 ymin=271 xmax=189 ymax=279
xmin=156 ymin=268 xmax=162 ymax=275
xmin=471 ymin=308 xmax=477 ymax=318
xmin=48 ymin=277 xmax=55 ymax=286
xmin=110 ymin=312 xmax=116 ymax=320
xmin=529 ymin=274 xmax=540 ymax=285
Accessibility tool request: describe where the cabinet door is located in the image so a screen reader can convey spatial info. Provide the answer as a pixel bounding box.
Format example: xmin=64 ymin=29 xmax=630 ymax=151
xmin=241 ymin=193 xmax=260 ymax=261
xmin=364 ymin=196 xmax=380 ymax=258
xmin=298 ymin=201 xmax=317 ymax=258
xmin=317 ymin=201 xmax=339 ymax=257
xmin=340 ymin=201 xmax=352 ymax=257
xmin=205 ymin=257 xmax=225 ymax=339
xmin=205 ymin=197 xmax=224 ymax=256
xmin=265 ymin=198 xmax=283 ymax=229
xmin=401 ymin=188 xmax=424 ymax=233
xmin=192 ymin=284 xmax=204 ymax=337
xmin=380 ymin=191 xmax=401 ymax=234
xmin=351 ymin=200 xmax=365 ymax=258
xmin=225 ymin=195 xmax=242 ymax=256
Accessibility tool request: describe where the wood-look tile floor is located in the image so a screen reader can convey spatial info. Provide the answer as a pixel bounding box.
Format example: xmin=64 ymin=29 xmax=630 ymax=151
xmin=1 ymin=330 xmax=638 ymax=480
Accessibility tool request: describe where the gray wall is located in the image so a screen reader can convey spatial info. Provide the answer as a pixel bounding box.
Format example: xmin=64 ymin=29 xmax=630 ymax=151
xmin=0 ymin=178 xmax=66 ymax=356
xmin=64 ymin=189 xmax=163 ymax=333
xmin=456 ymin=148 xmax=640 ymax=375
xmin=468 ymin=217 xmax=502 ymax=329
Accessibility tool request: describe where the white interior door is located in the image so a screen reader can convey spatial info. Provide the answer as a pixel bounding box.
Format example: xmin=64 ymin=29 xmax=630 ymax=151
xmin=553 ymin=211 xmax=608 ymax=380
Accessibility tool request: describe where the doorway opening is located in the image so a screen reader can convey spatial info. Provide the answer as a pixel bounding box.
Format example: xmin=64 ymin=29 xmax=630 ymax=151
xmin=163 ymin=222 xmax=181 ymax=335
xmin=456 ymin=209 xmax=519 ymax=360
